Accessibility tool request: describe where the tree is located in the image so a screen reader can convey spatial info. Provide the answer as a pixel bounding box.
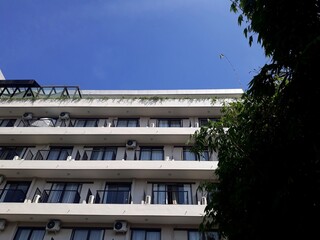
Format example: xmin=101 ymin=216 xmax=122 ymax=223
xmin=192 ymin=1 xmax=320 ymax=239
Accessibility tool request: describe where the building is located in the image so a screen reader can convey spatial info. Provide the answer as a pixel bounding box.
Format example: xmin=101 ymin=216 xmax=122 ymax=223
xmin=0 ymin=80 xmax=243 ymax=240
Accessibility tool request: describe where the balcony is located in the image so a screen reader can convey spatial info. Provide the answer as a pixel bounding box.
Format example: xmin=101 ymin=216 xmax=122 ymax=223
xmin=0 ymin=159 xmax=218 ymax=180
xmin=0 ymin=127 xmax=197 ymax=144
xmin=0 ymin=202 xmax=205 ymax=224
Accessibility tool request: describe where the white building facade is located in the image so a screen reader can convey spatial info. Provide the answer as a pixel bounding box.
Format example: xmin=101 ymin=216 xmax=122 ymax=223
xmin=0 ymin=80 xmax=243 ymax=240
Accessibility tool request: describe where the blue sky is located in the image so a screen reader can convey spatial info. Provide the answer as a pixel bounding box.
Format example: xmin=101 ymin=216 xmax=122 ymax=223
xmin=0 ymin=0 xmax=268 ymax=91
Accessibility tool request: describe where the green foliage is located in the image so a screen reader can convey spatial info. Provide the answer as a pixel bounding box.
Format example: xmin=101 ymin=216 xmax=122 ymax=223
xmin=192 ymin=1 xmax=320 ymax=239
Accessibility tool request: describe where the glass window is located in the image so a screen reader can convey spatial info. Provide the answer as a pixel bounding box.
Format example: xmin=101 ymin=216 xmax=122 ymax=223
xmin=45 ymin=182 xmax=81 ymax=203
xmin=0 ymin=146 xmax=25 ymax=160
xmin=117 ymin=118 xmax=139 ymax=127
xmin=96 ymin=183 xmax=131 ymax=204
xmin=0 ymin=181 xmax=31 ymax=202
xmin=47 ymin=147 xmax=73 ymax=160
xmin=74 ymin=119 xmax=98 ymax=127
xmin=71 ymin=228 xmax=104 ymax=240
xmin=131 ymin=229 xmax=161 ymax=240
xmin=158 ymin=119 xmax=182 ymax=127
xmin=0 ymin=119 xmax=15 ymax=127
xmin=140 ymin=147 xmax=164 ymax=160
xmin=14 ymin=228 xmax=45 ymax=240
xmin=152 ymin=183 xmax=192 ymax=204
xmin=90 ymin=147 xmax=117 ymax=160
xmin=188 ymin=231 xmax=219 ymax=240
xmin=183 ymin=147 xmax=209 ymax=161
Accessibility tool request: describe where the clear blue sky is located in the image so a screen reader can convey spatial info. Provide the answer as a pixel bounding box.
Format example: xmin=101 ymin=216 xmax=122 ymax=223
xmin=0 ymin=0 xmax=268 ymax=91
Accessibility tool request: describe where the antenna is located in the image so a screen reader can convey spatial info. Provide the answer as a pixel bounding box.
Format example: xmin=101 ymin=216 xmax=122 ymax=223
xmin=219 ymin=53 xmax=243 ymax=89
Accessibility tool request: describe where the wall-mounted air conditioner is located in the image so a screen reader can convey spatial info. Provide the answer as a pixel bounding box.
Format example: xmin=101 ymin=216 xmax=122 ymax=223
xmin=59 ymin=112 xmax=70 ymax=120
xmin=22 ymin=112 xmax=33 ymax=120
xmin=145 ymin=195 xmax=151 ymax=204
xmin=46 ymin=219 xmax=61 ymax=233
xmin=126 ymin=140 xmax=137 ymax=149
xmin=113 ymin=221 xmax=128 ymax=233
xmin=0 ymin=219 xmax=6 ymax=231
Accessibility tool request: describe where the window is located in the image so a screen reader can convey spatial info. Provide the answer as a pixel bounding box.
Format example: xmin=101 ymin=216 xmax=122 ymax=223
xmin=198 ymin=118 xmax=219 ymax=127
xmin=87 ymin=147 xmax=117 ymax=160
xmin=0 ymin=181 xmax=30 ymax=202
xmin=74 ymin=119 xmax=98 ymax=127
xmin=139 ymin=147 xmax=164 ymax=160
xmin=47 ymin=147 xmax=73 ymax=160
xmin=117 ymin=118 xmax=139 ymax=127
xmin=152 ymin=183 xmax=192 ymax=204
xmin=70 ymin=228 xmax=104 ymax=240
xmin=0 ymin=119 xmax=15 ymax=127
xmin=0 ymin=146 xmax=26 ymax=160
xmin=131 ymin=229 xmax=161 ymax=240
xmin=44 ymin=182 xmax=81 ymax=203
xmin=157 ymin=119 xmax=182 ymax=127
xmin=188 ymin=230 xmax=219 ymax=240
xmin=96 ymin=183 xmax=131 ymax=204
xmin=14 ymin=227 xmax=45 ymax=240
xmin=183 ymin=147 xmax=209 ymax=161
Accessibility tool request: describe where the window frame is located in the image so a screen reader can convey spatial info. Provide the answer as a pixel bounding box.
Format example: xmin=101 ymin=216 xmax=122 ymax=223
xmin=73 ymin=119 xmax=99 ymax=127
xmin=45 ymin=182 xmax=82 ymax=203
xmin=116 ymin=118 xmax=140 ymax=127
xmin=157 ymin=118 xmax=182 ymax=127
xmin=70 ymin=228 xmax=105 ymax=240
xmin=0 ymin=146 xmax=27 ymax=160
xmin=131 ymin=228 xmax=161 ymax=240
xmin=97 ymin=182 xmax=131 ymax=204
xmin=183 ymin=147 xmax=209 ymax=161
xmin=47 ymin=146 xmax=73 ymax=160
xmin=139 ymin=147 xmax=164 ymax=160
xmin=151 ymin=183 xmax=193 ymax=205
xmin=188 ymin=230 xmax=220 ymax=240
xmin=0 ymin=118 xmax=15 ymax=127
xmin=0 ymin=181 xmax=31 ymax=203
xmin=13 ymin=227 xmax=45 ymax=240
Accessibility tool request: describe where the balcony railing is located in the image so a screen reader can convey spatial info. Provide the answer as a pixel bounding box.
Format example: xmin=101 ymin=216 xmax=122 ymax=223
xmin=94 ymin=190 xmax=131 ymax=204
xmin=79 ymin=150 xmax=117 ymax=161
xmin=134 ymin=149 xmax=164 ymax=161
xmin=34 ymin=150 xmax=71 ymax=161
xmin=0 ymin=80 xmax=82 ymax=99
xmin=152 ymin=190 xmax=190 ymax=204
xmin=33 ymin=188 xmax=80 ymax=203
xmin=17 ymin=118 xmax=56 ymax=127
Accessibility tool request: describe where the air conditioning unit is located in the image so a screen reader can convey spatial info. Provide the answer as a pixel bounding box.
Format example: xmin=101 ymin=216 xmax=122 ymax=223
xmin=46 ymin=219 xmax=61 ymax=232
xmin=59 ymin=112 xmax=70 ymax=120
xmin=126 ymin=140 xmax=137 ymax=149
xmin=113 ymin=221 xmax=128 ymax=233
xmin=145 ymin=195 xmax=151 ymax=204
xmin=22 ymin=112 xmax=33 ymax=120
xmin=0 ymin=219 xmax=6 ymax=231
